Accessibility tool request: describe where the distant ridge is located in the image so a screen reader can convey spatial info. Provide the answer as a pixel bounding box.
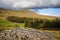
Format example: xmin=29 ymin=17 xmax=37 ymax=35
xmin=0 ymin=8 xmax=57 ymax=20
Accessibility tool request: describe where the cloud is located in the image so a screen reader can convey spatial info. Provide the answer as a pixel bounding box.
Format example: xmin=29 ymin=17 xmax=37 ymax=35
xmin=38 ymin=13 xmax=60 ymax=16
xmin=0 ymin=0 xmax=60 ymax=10
xmin=39 ymin=13 xmax=51 ymax=15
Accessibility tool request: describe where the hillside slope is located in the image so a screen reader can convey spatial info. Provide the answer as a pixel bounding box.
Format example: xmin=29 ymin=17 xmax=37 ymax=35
xmin=0 ymin=8 xmax=57 ymax=20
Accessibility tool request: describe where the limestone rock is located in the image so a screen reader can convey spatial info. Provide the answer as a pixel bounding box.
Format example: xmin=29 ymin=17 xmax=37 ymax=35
xmin=0 ymin=28 xmax=56 ymax=40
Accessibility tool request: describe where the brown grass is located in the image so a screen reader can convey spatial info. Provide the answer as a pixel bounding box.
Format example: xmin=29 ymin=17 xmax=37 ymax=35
xmin=0 ymin=9 xmax=57 ymax=20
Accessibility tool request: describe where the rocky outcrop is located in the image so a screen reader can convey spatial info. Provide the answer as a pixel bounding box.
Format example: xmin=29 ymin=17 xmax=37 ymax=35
xmin=0 ymin=28 xmax=57 ymax=40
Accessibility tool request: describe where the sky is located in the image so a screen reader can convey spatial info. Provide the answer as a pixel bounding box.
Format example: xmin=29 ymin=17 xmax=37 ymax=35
xmin=31 ymin=8 xmax=60 ymax=16
xmin=0 ymin=0 xmax=60 ymax=16
xmin=0 ymin=0 xmax=60 ymax=9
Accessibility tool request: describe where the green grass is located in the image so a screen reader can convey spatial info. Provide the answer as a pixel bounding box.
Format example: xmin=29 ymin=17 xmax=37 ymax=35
xmin=55 ymin=32 xmax=60 ymax=40
xmin=0 ymin=19 xmax=25 ymax=31
xmin=0 ymin=19 xmax=16 ymax=27
xmin=19 ymin=23 xmax=25 ymax=27
xmin=0 ymin=19 xmax=25 ymax=27
xmin=0 ymin=19 xmax=15 ymax=31
xmin=14 ymin=23 xmax=25 ymax=28
xmin=42 ymin=30 xmax=60 ymax=40
xmin=56 ymin=36 xmax=60 ymax=40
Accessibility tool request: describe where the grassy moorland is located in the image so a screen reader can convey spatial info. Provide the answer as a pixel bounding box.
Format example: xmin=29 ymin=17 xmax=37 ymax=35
xmin=0 ymin=8 xmax=57 ymax=30
xmin=0 ymin=8 xmax=60 ymax=40
xmin=0 ymin=8 xmax=60 ymax=30
xmin=0 ymin=8 xmax=57 ymax=20
xmin=0 ymin=9 xmax=60 ymax=29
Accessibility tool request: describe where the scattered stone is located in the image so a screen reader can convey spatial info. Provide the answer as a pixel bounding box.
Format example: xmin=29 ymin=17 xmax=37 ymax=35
xmin=0 ymin=28 xmax=57 ymax=40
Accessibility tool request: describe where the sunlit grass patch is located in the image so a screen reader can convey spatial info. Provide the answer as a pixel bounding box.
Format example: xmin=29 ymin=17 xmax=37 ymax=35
xmin=41 ymin=30 xmax=60 ymax=40
xmin=55 ymin=36 xmax=60 ymax=40
xmin=19 ymin=23 xmax=25 ymax=27
xmin=0 ymin=19 xmax=16 ymax=27
xmin=0 ymin=19 xmax=25 ymax=31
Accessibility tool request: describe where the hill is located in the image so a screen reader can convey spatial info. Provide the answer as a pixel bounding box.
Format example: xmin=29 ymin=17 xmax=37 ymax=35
xmin=0 ymin=9 xmax=60 ymax=40
xmin=0 ymin=8 xmax=59 ymax=31
xmin=0 ymin=8 xmax=57 ymax=20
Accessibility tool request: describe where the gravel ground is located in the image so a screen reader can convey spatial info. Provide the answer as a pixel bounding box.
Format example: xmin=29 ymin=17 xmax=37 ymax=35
xmin=0 ymin=28 xmax=58 ymax=40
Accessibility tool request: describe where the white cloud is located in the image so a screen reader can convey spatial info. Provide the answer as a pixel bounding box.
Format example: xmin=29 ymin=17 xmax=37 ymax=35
xmin=38 ymin=13 xmax=60 ymax=16
xmin=0 ymin=0 xmax=60 ymax=10
xmin=39 ymin=13 xmax=51 ymax=15
xmin=12 ymin=1 xmax=36 ymax=9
